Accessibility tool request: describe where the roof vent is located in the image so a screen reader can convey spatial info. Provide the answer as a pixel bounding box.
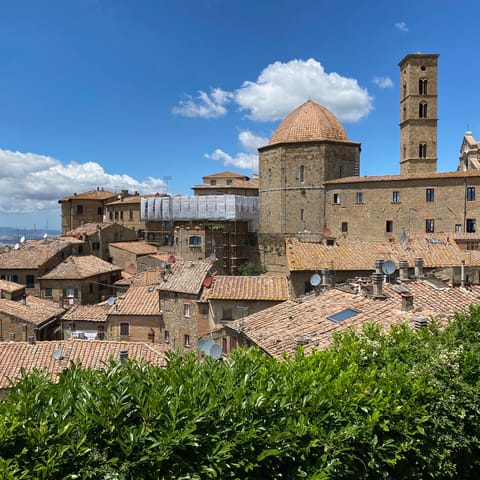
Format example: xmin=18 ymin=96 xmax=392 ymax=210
xmin=119 ymin=350 xmax=129 ymax=364
xmin=414 ymin=316 xmax=429 ymax=330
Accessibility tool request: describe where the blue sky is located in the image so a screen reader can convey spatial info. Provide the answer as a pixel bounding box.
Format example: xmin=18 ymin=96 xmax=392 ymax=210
xmin=1 ymin=0 xmax=479 ymax=231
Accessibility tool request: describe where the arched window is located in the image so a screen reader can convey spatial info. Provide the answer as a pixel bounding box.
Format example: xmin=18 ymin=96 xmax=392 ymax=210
xmin=419 ymin=102 xmax=427 ymax=118
xmin=403 ymin=82 xmax=407 ymax=97
xmin=299 ymin=165 xmax=305 ymax=183
xmin=419 ymin=78 xmax=428 ymax=95
xmin=419 ymin=143 xmax=427 ymax=158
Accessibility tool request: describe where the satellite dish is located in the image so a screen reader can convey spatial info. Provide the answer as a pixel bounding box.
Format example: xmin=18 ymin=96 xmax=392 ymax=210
xmin=209 ymin=252 xmax=217 ymax=261
xmin=322 ymin=227 xmax=331 ymax=237
xmin=197 ymin=339 xmax=208 ymax=351
xmin=382 ymin=260 xmax=396 ymax=275
xmin=159 ymin=261 xmax=166 ymax=269
xmin=111 ymin=258 xmax=117 ymax=265
xmin=53 ymin=348 xmax=62 ymax=360
xmin=209 ymin=343 xmax=222 ymax=359
xmin=199 ymin=339 xmax=214 ymax=355
xmin=107 ymin=296 xmax=116 ymax=306
xmin=310 ymin=273 xmax=321 ymax=287
xmin=20 ymin=236 xmax=25 ymax=243
xmin=43 ymin=233 xmax=48 ymax=240
xmin=14 ymin=243 xmax=20 ymax=250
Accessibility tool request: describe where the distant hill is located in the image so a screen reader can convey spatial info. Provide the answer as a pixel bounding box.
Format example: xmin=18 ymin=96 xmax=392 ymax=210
xmin=0 ymin=226 xmax=61 ymax=247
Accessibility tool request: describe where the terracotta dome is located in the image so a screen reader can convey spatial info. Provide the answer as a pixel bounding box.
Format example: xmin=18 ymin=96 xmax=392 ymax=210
xmin=269 ymin=100 xmax=349 ymax=145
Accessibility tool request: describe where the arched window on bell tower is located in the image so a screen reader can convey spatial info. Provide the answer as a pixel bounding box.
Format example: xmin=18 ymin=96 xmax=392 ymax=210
xmin=419 ymin=143 xmax=427 ymax=158
xmin=419 ymin=102 xmax=428 ymax=118
xmin=419 ymin=78 xmax=428 ymax=95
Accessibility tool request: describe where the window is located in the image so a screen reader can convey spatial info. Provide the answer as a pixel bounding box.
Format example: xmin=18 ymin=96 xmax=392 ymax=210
xmin=76 ymin=205 xmax=84 ymax=215
xmin=210 ymin=180 xmax=216 ymax=186
xmin=467 ymin=218 xmax=476 ymax=233
xmin=403 ymin=144 xmax=406 ymax=159
xmin=230 ymin=336 xmax=237 ymax=350
xmin=44 ymin=288 xmax=52 ymax=298
xmin=392 ymin=191 xmax=401 ymax=203
xmin=26 ymin=275 xmax=35 ymax=289
xmin=183 ymin=303 xmax=191 ymax=317
xmin=467 ymin=187 xmax=476 ymax=201
xmin=426 ymin=188 xmax=434 ymax=202
xmin=328 ymin=308 xmax=360 ymax=323
xmin=419 ymin=143 xmax=427 ymax=158
xmin=129 ymin=210 xmax=133 ymax=220
xmin=222 ymin=337 xmax=227 ymax=353
xmin=300 ymin=208 xmax=304 ymax=221
xmin=403 ymin=82 xmax=407 ymax=97
xmin=299 ymin=165 xmax=305 ymax=183
xmin=425 ymin=219 xmax=435 ymax=233
xmin=455 ymin=224 xmax=462 ymax=233
xmin=109 ymin=211 xmax=113 ymax=220
xmin=355 ymin=192 xmax=364 ymax=204
xmin=386 ymin=220 xmax=393 ymax=233
xmin=164 ymin=330 xmax=170 ymax=343
xmin=419 ymin=78 xmax=428 ymax=95
xmin=92 ymin=242 xmax=100 ymax=251
xmin=200 ymin=303 xmax=209 ymax=318
xmin=114 ymin=211 xmax=119 ymax=220
xmin=419 ymin=102 xmax=427 ymax=118
xmin=223 ymin=307 xmax=233 ymax=321
xmin=226 ymin=179 xmax=233 ymax=185
xmin=184 ymin=334 xmax=190 ymax=347
xmin=120 ymin=323 xmax=129 ymax=336
xmin=333 ymin=193 xmax=341 ymax=204
xmin=97 ymin=207 xmax=103 ymax=215
xmin=341 ymin=222 xmax=348 ymax=233
xmin=188 ymin=235 xmax=202 ymax=247
xmin=120 ymin=211 xmax=124 ymax=220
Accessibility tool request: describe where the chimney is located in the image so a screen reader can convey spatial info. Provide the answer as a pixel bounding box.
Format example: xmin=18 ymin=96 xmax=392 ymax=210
xmin=414 ymin=258 xmax=424 ymax=279
xmin=372 ymin=273 xmax=384 ymax=298
xmin=399 ymin=260 xmax=409 ymax=281
xmin=414 ymin=316 xmax=429 ymax=331
xmin=401 ymin=293 xmax=414 ymax=311
xmin=28 ymin=335 xmax=35 ymax=345
xmin=119 ymin=350 xmax=129 ymax=364
xmin=320 ymin=268 xmax=331 ymax=287
xmin=374 ymin=259 xmax=384 ymax=274
xmin=9 ymin=333 xmax=15 ymax=342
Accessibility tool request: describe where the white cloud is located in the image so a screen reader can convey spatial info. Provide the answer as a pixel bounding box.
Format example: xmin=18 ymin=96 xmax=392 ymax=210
xmin=0 ymin=149 xmax=166 ymax=217
xmin=173 ymin=58 xmax=372 ymax=123
xmin=204 ymin=130 xmax=269 ymax=172
xmin=373 ymin=76 xmax=394 ymax=88
xmin=172 ymin=88 xmax=234 ymax=118
xmin=395 ymin=21 xmax=408 ymax=32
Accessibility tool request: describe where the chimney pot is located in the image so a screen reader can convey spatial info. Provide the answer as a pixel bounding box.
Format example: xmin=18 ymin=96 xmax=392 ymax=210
xmin=401 ymin=293 xmax=414 ymax=311
xmin=414 ymin=258 xmax=424 ymax=278
xmin=28 ymin=335 xmax=35 ymax=345
xmin=119 ymin=350 xmax=129 ymax=364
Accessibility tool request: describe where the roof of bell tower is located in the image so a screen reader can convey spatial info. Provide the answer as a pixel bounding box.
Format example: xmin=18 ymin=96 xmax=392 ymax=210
xmin=268 ymin=100 xmax=349 ymax=146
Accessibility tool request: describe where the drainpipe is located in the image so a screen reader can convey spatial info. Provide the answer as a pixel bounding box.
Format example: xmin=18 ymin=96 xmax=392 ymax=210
xmin=461 ymin=259 xmax=465 ymax=288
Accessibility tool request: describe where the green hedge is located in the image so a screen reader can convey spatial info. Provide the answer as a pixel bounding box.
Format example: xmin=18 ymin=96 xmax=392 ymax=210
xmin=2 ymin=306 xmax=480 ymax=479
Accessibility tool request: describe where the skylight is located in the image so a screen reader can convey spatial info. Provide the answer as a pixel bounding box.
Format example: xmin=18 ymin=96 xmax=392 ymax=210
xmin=327 ymin=308 xmax=360 ymax=323
xmin=427 ymin=237 xmax=443 ymax=244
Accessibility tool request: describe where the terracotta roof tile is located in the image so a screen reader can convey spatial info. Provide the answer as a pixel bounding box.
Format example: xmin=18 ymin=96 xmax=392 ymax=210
xmin=235 ymin=280 xmax=480 ymax=360
xmin=58 ymin=189 xmax=117 ymax=202
xmin=109 ymin=241 xmax=158 ymax=255
xmin=203 ymin=171 xmax=249 ymax=179
xmin=158 ymin=260 xmax=213 ymax=295
xmin=0 ymin=296 xmax=65 ymax=326
xmin=109 ymin=284 xmax=161 ymax=316
xmin=40 ymin=255 xmax=122 ymax=280
xmin=0 ymin=279 xmax=24 ymax=294
xmin=0 ymin=339 xmax=168 ymax=389
xmin=209 ymin=275 xmax=292 ymax=301
xmin=268 ymin=100 xmax=351 ymax=146
xmin=61 ymin=304 xmax=111 ymax=322
xmin=0 ymin=238 xmax=82 ymax=269
xmin=287 ymin=233 xmax=474 ymax=271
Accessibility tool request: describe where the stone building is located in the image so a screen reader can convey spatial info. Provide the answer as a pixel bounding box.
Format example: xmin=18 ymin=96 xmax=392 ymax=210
xmin=258 ymin=52 xmax=480 ymax=271
xmin=458 ymin=131 xmax=480 ymax=171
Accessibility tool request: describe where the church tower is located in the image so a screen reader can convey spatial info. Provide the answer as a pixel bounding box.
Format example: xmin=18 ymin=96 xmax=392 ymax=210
xmin=399 ymin=53 xmax=439 ymax=174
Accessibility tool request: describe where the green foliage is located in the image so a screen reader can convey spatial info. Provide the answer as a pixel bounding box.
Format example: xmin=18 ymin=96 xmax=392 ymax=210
xmin=3 ymin=309 xmax=480 ymax=478
xmin=237 ymin=261 xmax=265 ymax=276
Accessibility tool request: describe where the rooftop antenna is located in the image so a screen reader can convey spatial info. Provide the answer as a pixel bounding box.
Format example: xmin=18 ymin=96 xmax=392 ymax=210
xmin=162 ymin=175 xmax=172 ymax=194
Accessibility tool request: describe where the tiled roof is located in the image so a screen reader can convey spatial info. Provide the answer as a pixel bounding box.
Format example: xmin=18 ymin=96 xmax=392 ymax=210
xmin=58 ymin=189 xmax=117 ymax=202
xmin=0 ymin=296 xmax=65 ymax=326
xmin=235 ymin=280 xmax=480 ymax=360
xmin=109 ymin=241 xmax=158 ymax=255
xmin=325 ymin=170 xmax=480 ymax=184
xmin=268 ymin=100 xmax=351 ymax=146
xmin=0 ymin=339 xmax=168 ymax=389
xmin=61 ymin=304 xmax=111 ymax=322
xmin=40 ymin=255 xmax=122 ymax=280
xmin=0 ymin=238 xmax=82 ymax=269
xmin=109 ymin=283 xmax=161 ymax=316
xmin=65 ymin=222 xmax=113 ymax=237
xmin=0 ymin=279 xmax=24 ymax=294
xmin=105 ymin=195 xmax=142 ymax=206
xmin=158 ymin=260 xmax=212 ymax=295
xmin=147 ymin=253 xmax=177 ymax=263
xmin=192 ymin=179 xmax=259 ymax=190
xmin=209 ymin=275 xmax=291 ymax=301
xmin=203 ymin=171 xmax=249 ymax=179
xmin=287 ymin=234 xmax=475 ymax=271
